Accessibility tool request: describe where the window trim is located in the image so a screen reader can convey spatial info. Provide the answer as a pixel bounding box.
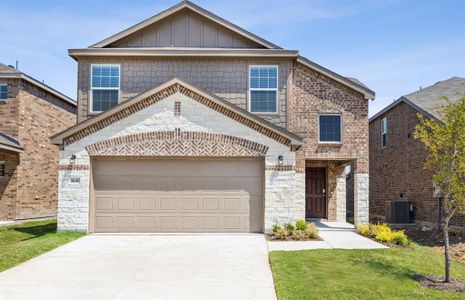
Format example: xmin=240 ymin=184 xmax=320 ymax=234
xmin=318 ymin=113 xmax=343 ymax=144
xmin=89 ymin=64 xmax=121 ymax=113
xmin=248 ymin=65 xmax=279 ymax=114
xmin=0 ymin=83 xmax=7 ymax=100
xmin=381 ymin=117 xmax=387 ymax=148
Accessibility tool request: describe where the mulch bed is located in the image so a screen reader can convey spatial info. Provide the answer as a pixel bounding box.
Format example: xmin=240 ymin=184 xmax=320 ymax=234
xmin=413 ymin=274 xmax=465 ymax=293
xmin=403 ymin=227 xmax=465 ymax=262
xmin=266 ymin=235 xmax=322 ymax=242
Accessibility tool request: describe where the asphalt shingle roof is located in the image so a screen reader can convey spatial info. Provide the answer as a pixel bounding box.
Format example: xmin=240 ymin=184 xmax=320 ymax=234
xmin=403 ymin=77 xmax=465 ymax=120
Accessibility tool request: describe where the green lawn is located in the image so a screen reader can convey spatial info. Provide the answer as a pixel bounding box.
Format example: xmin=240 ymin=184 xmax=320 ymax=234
xmin=270 ymin=245 xmax=465 ymax=300
xmin=0 ymin=219 xmax=85 ymax=272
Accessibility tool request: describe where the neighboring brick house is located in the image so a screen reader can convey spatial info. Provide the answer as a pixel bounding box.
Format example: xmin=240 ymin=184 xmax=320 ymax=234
xmin=51 ymin=1 xmax=374 ymax=233
xmin=0 ymin=63 xmax=76 ymax=221
xmin=369 ymin=77 xmax=465 ymax=228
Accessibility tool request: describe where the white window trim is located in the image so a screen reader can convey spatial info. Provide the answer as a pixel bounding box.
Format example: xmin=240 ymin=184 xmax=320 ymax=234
xmin=89 ymin=64 xmax=121 ymax=113
xmin=381 ymin=117 xmax=387 ymax=148
xmin=0 ymin=83 xmax=7 ymax=100
xmin=318 ymin=113 xmax=343 ymax=144
xmin=248 ymin=65 xmax=279 ymax=114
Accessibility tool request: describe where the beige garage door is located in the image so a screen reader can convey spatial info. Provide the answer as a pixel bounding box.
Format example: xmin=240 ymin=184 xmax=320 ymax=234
xmin=92 ymin=158 xmax=264 ymax=233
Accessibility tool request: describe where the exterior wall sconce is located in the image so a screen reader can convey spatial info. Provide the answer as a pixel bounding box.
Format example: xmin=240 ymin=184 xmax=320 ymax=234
xmin=70 ymin=154 xmax=76 ymax=165
xmin=278 ymin=155 xmax=283 ymax=165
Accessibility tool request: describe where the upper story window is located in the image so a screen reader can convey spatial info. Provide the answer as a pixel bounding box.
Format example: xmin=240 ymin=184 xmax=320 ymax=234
xmin=381 ymin=117 xmax=387 ymax=148
xmin=0 ymin=84 xmax=7 ymax=100
xmin=91 ymin=64 xmax=120 ymax=113
xmin=248 ymin=66 xmax=278 ymax=113
xmin=319 ymin=114 xmax=342 ymax=143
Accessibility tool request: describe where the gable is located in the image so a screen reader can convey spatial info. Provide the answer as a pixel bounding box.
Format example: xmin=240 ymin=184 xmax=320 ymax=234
xmin=108 ymin=8 xmax=265 ymax=49
xmin=93 ymin=1 xmax=279 ymax=49
xmin=51 ymin=78 xmax=302 ymax=148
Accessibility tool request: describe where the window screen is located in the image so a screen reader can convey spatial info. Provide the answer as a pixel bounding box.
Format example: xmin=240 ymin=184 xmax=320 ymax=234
xmin=0 ymin=84 xmax=7 ymax=100
xmin=91 ymin=65 xmax=120 ymax=112
xmin=319 ymin=115 xmax=342 ymax=142
xmin=249 ymin=66 xmax=278 ymax=113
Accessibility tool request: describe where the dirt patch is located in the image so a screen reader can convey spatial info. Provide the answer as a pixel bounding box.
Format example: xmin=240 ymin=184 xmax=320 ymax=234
xmin=404 ymin=227 xmax=465 ymax=262
xmin=413 ymin=274 xmax=465 ymax=293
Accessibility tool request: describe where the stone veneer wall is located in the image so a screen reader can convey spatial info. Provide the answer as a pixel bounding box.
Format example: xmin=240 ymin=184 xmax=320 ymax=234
xmin=77 ymin=57 xmax=292 ymax=127
xmin=58 ymin=92 xmax=304 ymax=232
xmin=0 ymin=78 xmax=76 ymax=220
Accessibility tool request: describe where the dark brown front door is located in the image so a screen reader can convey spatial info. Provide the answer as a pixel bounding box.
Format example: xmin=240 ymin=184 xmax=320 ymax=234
xmin=306 ymin=167 xmax=327 ymax=218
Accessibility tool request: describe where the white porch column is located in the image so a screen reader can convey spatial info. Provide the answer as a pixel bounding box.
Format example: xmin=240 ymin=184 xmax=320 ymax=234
xmin=336 ymin=175 xmax=347 ymax=222
xmin=354 ymin=173 xmax=369 ymax=226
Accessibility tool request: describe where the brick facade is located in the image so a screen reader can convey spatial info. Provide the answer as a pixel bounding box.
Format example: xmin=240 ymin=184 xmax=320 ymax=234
xmin=85 ymin=130 xmax=269 ymax=157
xmin=288 ymin=61 xmax=369 ymax=223
xmin=0 ymin=78 xmax=76 ymax=220
xmin=369 ymin=101 xmax=465 ymax=227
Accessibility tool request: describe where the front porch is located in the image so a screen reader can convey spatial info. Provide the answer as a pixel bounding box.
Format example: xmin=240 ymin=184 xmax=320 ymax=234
xmin=303 ymin=159 xmax=368 ymax=227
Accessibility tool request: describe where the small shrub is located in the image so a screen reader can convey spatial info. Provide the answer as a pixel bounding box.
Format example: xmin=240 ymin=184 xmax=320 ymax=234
xmin=358 ymin=224 xmax=370 ymax=236
xmin=274 ymin=227 xmax=289 ymax=240
xmin=284 ymin=223 xmax=295 ymax=231
xmin=304 ymin=223 xmax=319 ymax=239
xmin=392 ymin=230 xmax=410 ymax=246
xmin=358 ymin=222 xmax=410 ymax=246
xmin=291 ymin=229 xmax=307 ymax=240
xmin=272 ymin=224 xmax=281 ymax=234
xmin=295 ymin=219 xmax=307 ymax=231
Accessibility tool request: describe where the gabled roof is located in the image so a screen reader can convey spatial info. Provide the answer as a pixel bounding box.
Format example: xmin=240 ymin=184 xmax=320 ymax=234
xmin=296 ymin=56 xmax=375 ymax=100
xmin=90 ymin=0 xmax=280 ymax=49
xmin=0 ymin=132 xmax=23 ymax=153
xmin=51 ymin=77 xmax=303 ymax=147
xmin=370 ymin=77 xmax=465 ymax=122
xmin=0 ymin=63 xmax=76 ymax=106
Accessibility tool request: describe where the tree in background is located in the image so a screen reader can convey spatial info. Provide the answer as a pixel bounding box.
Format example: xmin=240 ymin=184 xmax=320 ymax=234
xmin=414 ymin=96 xmax=465 ymax=283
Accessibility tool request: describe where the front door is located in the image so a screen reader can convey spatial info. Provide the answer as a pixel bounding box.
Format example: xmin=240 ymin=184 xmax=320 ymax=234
xmin=305 ymin=167 xmax=327 ymax=218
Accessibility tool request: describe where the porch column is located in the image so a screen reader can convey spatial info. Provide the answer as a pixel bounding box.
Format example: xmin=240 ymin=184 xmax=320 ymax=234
xmin=354 ymin=172 xmax=369 ymax=226
xmin=335 ymin=170 xmax=347 ymax=222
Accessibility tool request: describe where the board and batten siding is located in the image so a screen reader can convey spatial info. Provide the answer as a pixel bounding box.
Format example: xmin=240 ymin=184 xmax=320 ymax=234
xmin=107 ymin=9 xmax=265 ymax=48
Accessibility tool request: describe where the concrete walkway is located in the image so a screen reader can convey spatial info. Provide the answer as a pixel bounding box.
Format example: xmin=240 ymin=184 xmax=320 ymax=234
xmin=0 ymin=235 xmax=276 ymax=300
xmin=268 ymin=222 xmax=388 ymax=251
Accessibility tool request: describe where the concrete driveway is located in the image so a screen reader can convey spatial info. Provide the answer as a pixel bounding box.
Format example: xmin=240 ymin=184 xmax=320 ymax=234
xmin=0 ymin=235 xmax=276 ymax=300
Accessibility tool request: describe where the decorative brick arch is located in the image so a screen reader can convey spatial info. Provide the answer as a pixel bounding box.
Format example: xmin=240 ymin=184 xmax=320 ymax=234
xmin=85 ymin=129 xmax=269 ymax=157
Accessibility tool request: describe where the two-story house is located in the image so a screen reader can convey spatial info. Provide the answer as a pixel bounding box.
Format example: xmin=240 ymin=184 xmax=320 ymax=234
xmin=0 ymin=63 xmax=76 ymax=221
xmin=370 ymin=77 xmax=465 ymax=228
xmin=51 ymin=1 xmax=374 ymax=233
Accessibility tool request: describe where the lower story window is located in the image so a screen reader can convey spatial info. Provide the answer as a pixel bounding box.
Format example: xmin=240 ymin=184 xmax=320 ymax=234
xmin=319 ymin=115 xmax=342 ymax=143
xmin=92 ymin=90 xmax=119 ymax=112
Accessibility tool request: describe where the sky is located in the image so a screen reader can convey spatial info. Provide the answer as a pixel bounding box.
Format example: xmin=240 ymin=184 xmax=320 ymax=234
xmin=0 ymin=0 xmax=464 ymax=116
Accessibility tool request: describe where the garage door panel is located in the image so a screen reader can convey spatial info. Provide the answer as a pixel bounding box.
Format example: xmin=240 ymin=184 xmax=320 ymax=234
xmin=116 ymin=197 xmax=134 ymax=210
xmin=139 ymin=197 xmax=157 ymax=210
xmin=93 ymin=158 xmax=263 ymax=233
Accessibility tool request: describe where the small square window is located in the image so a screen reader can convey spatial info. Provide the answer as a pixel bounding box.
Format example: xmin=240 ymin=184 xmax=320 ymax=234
xmin=0 ymin=84 xmax=7 ymax=100
xmin=319 ymin=115 xmax=342 ymax=143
